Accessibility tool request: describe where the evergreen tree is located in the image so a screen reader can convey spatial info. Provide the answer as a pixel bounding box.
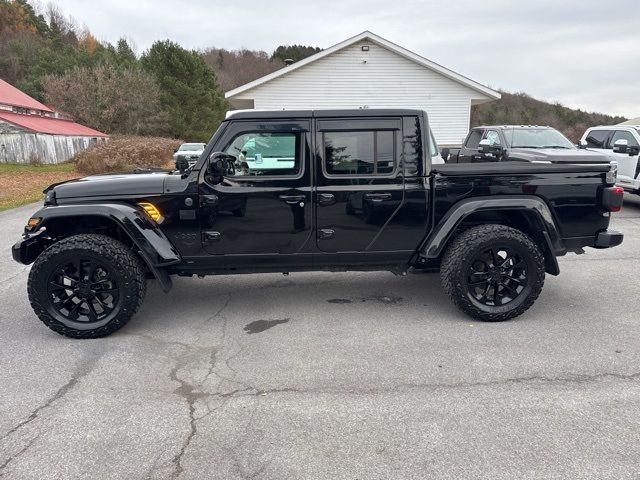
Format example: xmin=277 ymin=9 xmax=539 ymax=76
xmin=141 ymin=40 xmax=227 ymax=141
xmin=271 ymin=44 xmax=321 ymax=63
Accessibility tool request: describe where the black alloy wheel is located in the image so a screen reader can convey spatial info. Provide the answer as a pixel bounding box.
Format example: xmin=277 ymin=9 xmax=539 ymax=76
xmin=440 ymin=224 xmax=545 ymax=322
xmin=28 ymin=234 xmax=146 ymax=338
xmin=466 ymin=247 xmax=528 ymax=307
xmin=47 ymin=257 xmax=120 ymax=324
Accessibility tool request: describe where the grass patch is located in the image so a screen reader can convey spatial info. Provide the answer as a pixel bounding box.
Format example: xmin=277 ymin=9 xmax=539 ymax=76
xmin=0 ymin=162 xmax=80 ymax=211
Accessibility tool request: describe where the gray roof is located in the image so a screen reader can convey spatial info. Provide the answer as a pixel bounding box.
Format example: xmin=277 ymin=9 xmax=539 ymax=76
xmin=617 ymin=117 xmax=640 ymax=126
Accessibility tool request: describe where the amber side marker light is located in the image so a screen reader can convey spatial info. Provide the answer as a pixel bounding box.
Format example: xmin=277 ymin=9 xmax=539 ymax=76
xmin=138 ymin=202 xmax=163 ymax=223
xmin=26 ymin=217 xmax=42 ymax=231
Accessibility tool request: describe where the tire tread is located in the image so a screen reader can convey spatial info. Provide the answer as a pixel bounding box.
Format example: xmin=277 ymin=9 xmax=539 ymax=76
xmin=440 ymin=224 xmax=545 ymax=322
xmin=27 ymin=234 xmax=146 ymax=338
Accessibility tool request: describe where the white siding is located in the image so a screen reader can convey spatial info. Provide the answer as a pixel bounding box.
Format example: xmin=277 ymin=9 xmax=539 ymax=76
xmin=0 ymin=130 xmax=106 ymax=164
xmin=230 ymin=40 xmax=491 ymax=145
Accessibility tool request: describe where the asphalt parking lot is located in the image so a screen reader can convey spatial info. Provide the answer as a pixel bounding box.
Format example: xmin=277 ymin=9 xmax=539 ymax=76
xmin=1 ymin=197 xmax=639 ymax=480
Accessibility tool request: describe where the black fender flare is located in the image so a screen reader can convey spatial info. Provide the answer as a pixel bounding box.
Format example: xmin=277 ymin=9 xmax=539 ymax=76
xmin=22 ymin=203 xmax=180 ymax=291
xmin=419 ymin=195 xmax=564 ymax=275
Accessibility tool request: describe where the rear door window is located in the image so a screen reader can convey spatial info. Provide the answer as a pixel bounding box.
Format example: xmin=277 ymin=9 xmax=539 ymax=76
xmin=323 ymin=130 xmax=396 ymax=176
xmin=609 ymin=130 xmax=639 ymax=148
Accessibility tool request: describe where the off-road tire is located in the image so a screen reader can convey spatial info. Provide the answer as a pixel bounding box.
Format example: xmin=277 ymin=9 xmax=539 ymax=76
xmin=28 ymin=234 xmax=147 ymax=338
xmin=440 ymin=224 xmax=545 ymax=322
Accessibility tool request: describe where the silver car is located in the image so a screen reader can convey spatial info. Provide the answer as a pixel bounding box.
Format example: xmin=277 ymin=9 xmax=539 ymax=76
xmin=173 ymin=143 xmax=206 ymax=167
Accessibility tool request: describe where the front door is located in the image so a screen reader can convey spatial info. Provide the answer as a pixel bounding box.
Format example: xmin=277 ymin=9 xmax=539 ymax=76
xmin=609 ymin=130 xmax=640 ymax=189
xmin=458 ymin=129 xmax=484 ymax=163
xmin=199 ymin=120 xmax=313 ymax=259
xmin=314 ymin=117 xmax=415 ymax=254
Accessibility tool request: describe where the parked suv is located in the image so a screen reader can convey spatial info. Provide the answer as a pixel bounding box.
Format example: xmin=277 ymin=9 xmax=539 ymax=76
xmin=447 ymin=125 xmax=611 ymax=164
xmin=12 ymin=109 xmax=624 ymax=338
xmin=581 ymin=125 xmax=640 ymax=194
xmin=173 ymin=143 xmax=206 ymax=168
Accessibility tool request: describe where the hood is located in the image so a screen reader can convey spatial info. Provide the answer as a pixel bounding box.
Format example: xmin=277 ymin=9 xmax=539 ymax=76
xmin=174 ymin=150 xmax=204 ymax=157
xmin=508 ymin=148 xmax=614 ymax=164
xmin=50 ymin=172 xmax=170 ymax=199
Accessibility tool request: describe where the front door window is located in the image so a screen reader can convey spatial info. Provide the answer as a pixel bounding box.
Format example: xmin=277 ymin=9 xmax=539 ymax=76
xmin=223 ymin=132 xmax=300 ymax=177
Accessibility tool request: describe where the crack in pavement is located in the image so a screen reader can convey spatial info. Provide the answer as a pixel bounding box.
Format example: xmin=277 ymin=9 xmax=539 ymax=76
xmin=0 ymin=351 xmax=101 ymax=443
xmin=0 ymin=432 xmax=41 ymax=478
xmin=177 ymin=369 xmax=640 ymax=403
xmin=0 ymin=266 xmax=29 ymax=288
xmin=0 ymin=350 xmax=101 ymax=477
xmin=169 ymin=356 xmax=209 ymax=480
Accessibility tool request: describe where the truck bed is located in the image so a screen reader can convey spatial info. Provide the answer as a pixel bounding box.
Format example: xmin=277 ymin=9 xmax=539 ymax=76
xmin=432 ymin=161 xmax=610 ymax=176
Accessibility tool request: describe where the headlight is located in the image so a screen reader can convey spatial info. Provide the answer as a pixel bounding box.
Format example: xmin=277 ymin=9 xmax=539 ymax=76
xmin=606 ymin=161 xmax=618 ymax=185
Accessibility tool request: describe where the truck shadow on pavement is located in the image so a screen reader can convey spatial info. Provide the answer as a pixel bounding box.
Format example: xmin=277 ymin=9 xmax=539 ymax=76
xmin=129 ymin=271 xmax=461 ymax=336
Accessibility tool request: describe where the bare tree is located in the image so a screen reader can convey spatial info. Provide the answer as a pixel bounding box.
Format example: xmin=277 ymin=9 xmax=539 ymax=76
xmin=202 ymin=47 xmax=284 ymax=92
xmin=43 ymin=64 xmax=169 ymax=135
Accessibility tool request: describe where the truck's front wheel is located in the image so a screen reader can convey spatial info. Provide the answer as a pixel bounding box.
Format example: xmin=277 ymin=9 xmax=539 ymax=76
xmin=28 ymin=234 xmax=147 ymax=338
xmin=440 ymin=225 xmax=545 ymax=322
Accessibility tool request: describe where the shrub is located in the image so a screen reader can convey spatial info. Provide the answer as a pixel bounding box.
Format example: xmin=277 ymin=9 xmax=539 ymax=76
xmin=74 ymin=135 xmax=183 ymax=175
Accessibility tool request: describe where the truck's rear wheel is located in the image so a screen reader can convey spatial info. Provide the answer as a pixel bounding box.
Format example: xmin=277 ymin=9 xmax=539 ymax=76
xmin=28 ymin=234 xmax=146 ymax=338
xmin=440 ymin=224 xmax=545 ymax=322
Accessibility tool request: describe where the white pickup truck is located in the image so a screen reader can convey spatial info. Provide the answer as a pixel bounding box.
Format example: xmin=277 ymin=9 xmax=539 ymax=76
xmin=581 ymin=125 xmax=640 ymax=194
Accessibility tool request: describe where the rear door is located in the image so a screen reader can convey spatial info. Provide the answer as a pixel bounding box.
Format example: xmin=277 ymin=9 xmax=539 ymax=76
xmin=314 ymin=116 xmax=426 ymax=256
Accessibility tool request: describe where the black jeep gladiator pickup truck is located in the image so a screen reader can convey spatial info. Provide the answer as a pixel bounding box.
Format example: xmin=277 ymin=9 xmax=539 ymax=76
xmin=12 ymin=109 xmax=624 ymax=338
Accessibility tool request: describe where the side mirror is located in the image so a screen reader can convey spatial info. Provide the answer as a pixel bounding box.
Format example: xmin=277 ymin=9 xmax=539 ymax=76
xmin=578 ymin=139 xmax=588 ymax=149
xmin=207 ymin=152 xmax=236 ymax=177
xmin=613 ymin=139 xmax=629 ymax=154
xmin=478 ymin=139 xmax=491 ymax=153
xmin=175 ymin=157 xmax=189 ymax=174
xmin=478 ymin=139 xmax=502 ymax=155
xmin=440 ymin=147 xmax=450 ymax=160
xmin=173 ymin=148 xmax=178 ymax=153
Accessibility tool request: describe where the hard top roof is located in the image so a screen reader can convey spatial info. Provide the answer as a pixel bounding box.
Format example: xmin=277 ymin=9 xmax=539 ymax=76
xmin=225 ymin=108 xmax=425 ymax=121
xmin=472 ymin=125 xmax=555 ymax=130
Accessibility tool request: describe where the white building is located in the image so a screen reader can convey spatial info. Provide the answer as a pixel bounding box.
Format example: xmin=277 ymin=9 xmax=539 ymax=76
xmin=225 ymin=31 xmax=500 ymax=146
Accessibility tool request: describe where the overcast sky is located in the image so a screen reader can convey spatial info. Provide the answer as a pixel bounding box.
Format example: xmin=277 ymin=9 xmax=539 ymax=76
xmin=53 ymin=0 xmax=640 ymax=117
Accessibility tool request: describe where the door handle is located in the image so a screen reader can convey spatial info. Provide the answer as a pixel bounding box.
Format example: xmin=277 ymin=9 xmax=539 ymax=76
xmin=317 ymin=193 xmax=335 ymax=206
xmin=203 ymin=231 xmax=221 ymax=242
xmin=278 ymin=194 xmax=306 ymax=205
xmin=201 ymin=194 xmax=219 ymax=206
xmin=363 ymin=192 xmax=392 ymax=202
xmin=318 ymin=229 xmax=335 ymax=240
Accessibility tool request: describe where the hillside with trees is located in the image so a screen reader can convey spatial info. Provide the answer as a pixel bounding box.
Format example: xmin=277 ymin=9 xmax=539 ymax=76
xmin=0 ymin=0 xmax=626 ymax=143
xmin=472 ymin=92 xmax=626 ymax=142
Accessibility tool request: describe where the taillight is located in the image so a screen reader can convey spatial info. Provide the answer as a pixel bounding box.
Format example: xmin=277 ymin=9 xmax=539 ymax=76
xmin=602 ymin=186 xmax=624 ymax=212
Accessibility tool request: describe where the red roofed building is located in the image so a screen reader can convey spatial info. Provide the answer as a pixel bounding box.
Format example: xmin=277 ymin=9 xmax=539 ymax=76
xmin=0 ymin=78 xmax=108 ymax=163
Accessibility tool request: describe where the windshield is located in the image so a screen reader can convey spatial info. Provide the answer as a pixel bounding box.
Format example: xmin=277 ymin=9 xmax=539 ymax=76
xmin=179 ymin=144 xmax=205 ymax=151
xmin=506 ymin=128 xmax=575 ymax=149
